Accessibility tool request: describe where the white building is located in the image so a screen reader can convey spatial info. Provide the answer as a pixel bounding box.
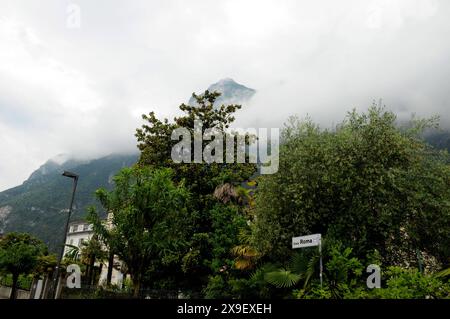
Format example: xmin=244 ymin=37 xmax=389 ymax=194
xmin=64 ymin=221 xmax=94 ymax=256
xmin=64 ymin=220 xmax=125 ymax=287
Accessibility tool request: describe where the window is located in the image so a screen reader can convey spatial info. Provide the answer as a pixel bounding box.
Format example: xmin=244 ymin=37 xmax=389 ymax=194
xmin=77 ymin=224 xmax=84 ymax=232
xmin=69 ymin=226 xmax=74 ymax=233
xmin=69 ymin=239 xmax=74 ymax=245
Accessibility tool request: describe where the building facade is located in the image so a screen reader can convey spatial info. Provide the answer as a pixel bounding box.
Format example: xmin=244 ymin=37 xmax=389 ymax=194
xmin=64 ymin=220 xmax=125 ymax=287
xmin=64 ymin=220 xmax=94 ymax=256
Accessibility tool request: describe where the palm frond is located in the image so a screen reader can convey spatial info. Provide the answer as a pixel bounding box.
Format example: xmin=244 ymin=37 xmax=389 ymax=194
xmin=64 ymin=244 xmax=80 ymax=262
xmin=237 ymin=228 xmax=253 ymax=245
xmin=231 ymin=245 xmax=259 ymax=258
xmin=265 ymin=269 xmax=301 ymax=288
xmin=250 ymin=263 xmax=277 ymax=283
xmin=213 ymin=183 xmax=237 ymax=203
xmin=234 ymin=258 xmax=253 ymax=270
xmin=303 ymin=253 xmax=319 ymax=288
xmin=290 ymin=252 xmax=310 ymax=274
xmin=435 ymin=267 xmax=450 ymax=278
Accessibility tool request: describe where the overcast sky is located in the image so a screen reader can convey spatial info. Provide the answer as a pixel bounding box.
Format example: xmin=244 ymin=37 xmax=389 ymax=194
xmin=1 ymin=0 xmax=450 ymax=191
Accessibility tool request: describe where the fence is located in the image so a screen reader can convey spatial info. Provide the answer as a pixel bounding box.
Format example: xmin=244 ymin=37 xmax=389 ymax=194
xmin=0 ymin=274 xmax=33 ymax=299
xmin=60 ymin=284 xmax=186 ymax=299
xmin=0 ymin=286 xmax=31 ymax=299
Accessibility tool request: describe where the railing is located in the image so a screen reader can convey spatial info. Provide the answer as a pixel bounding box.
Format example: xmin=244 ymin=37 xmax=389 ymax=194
xmin=59 ymin=285 xmax=184 ymax=299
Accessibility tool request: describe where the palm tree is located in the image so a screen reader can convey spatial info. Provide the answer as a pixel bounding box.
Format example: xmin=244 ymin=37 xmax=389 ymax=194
xmin=80 ymin=236 xmax=107 ymax=286
xmin=436 ymin=267 xmax=450 ymax=278
xmin=264 ymin=251 xmax=318 ymax=289
xmin=64 ymin=244 xmax=81 ymax=263
xmin=228 ymin=181 xmax=262 ymax=270
xmin=231 ymin=229 xmax=261 ymax=270
xmin=63 ymin=237 xmax=107 ymax=286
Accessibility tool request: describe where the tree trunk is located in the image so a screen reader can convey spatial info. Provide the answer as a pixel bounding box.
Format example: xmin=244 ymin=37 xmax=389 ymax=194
xmin=92 ymin=257 xmax=96 ymax=285
xmin=133 ymin=278 xmax=141 ymax=299
xmin=107 ymin=251 xmax=114 ymax=285
xmin=10 ymin=273 xmax=19 ymax=300
xmin=88 ymin=254 xmax=96 ymax=286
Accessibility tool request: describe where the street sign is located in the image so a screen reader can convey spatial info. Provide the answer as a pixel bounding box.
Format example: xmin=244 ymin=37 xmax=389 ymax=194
xmin=292 ymin=233 xmax=321 ymax=249
xmin=292 ymin=233 xmax=323 ymax=287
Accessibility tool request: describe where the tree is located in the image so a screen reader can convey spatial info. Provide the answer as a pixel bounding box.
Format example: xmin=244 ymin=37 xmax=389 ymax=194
xmin=88 ymin=166 xmax=191 ymax=298
xmin=253 ymin=106 xmax=450 ymax=268
xmin=0 ymin=232 xmax=47 ymax=299
xmin=62 ymin=238 xmax=106 ymax=286
xmin=79 ymin=236 xmax=107 ymax=286
xmin=64 ymin=244 xmax=81 ymax=264
xmin=135 ymin=90 xmax=256 ymax=204
xmin=135 ymin=91 xmax=257 ymax=294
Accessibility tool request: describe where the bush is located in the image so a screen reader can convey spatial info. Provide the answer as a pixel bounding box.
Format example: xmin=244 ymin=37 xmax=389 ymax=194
xmin=369 ymin=267 xmax=450 ymax=299
xmin=0 ymin=274 xmax=33 ymax=290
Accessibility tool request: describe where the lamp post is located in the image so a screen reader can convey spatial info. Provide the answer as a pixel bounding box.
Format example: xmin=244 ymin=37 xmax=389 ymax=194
xmin=50 ymin=170 xmax=78 ymax=299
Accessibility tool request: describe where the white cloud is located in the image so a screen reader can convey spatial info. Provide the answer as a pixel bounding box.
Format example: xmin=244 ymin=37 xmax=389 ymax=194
xmin=0 ymin=0 xmax=450 ymax=190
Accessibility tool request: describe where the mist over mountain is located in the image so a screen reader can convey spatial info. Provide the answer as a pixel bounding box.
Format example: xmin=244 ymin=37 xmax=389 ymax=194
xmin=1 ymin=75 xmax=450 ymax=252
xmin=425 ymin=130 xmax=450 ymax=152
xmin=0 ymin=153 xmax=138 ymax=251
xmin=0 ymin=77 xmax=257 ymax=250
xmin=188 ymin=78 xmax=256 ymax=107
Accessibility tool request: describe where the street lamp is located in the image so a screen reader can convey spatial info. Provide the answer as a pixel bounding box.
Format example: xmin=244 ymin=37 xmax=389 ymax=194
xmin=50 ymin=170 xmax=79 ymax=299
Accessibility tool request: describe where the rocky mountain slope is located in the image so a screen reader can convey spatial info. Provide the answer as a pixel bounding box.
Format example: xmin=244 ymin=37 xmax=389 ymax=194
xmin=0 ymin=153 xmax=138 ymax=252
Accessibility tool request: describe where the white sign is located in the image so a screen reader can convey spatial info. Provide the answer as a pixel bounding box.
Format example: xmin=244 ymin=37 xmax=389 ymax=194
xmin=292 ymin=234 xmax=321 ymax=249
xmin=366 ymin=264 xmax=381 ymax=289
xmin=66 ymin=264 xmax=81 ymax=289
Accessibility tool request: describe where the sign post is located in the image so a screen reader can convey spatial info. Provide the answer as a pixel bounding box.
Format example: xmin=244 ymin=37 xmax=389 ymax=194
xmin=318 ymin=238 xmax=323 ymax=287
xmin=292 ymin=233 xmax=322 ymax=287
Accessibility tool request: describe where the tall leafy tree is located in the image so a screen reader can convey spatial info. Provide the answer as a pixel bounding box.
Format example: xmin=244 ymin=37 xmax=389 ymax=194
xmin=0 ymin=232 xmax=47 ymax=299
xmin=135 ymin=91 xmax=257 ymax=294
xmin=135 ymin=90 xmax=256 ymax=196
xmin=87 ymin=166 xmax=191 ymax=297
xmin=253 ymin=106 xmax=450 ymax=267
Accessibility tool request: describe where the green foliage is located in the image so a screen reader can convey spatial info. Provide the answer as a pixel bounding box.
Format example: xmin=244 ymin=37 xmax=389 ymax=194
xmin=88 ymin=166 xmax=191 ymax=297
xmin=0 ymin=274 xmax=33 ymax=290
xmin=295 ymin=248 xmax=450 ymax=299
xmin=321 ymin=242 xmax=364 ymax=299
xmin=0 ymin=232 xmax=48 ymax=298
xmin=208 ymin=204 xmax=247 ymax=272
xmin=0 ymin=232 xmax=47 ymax=277
xmin=135 ymin=91 xmax=257 ymax=295
xmin=79 ymin=237 xmax=107 ymax=265
xmin=370 ymin=267 xmax=450 ymax=299
xmin=204 ymin=261 xmax=279 ymax=299
xmin=324 ymin=244 xmax=363 ymax=298
xmin=0 ymin=154 xmax=138 ymax=252
xmin=64 ymin=244 xmax=81 ymax=263
xmin=203 ymin=274 xmax=233 ymax=299
xmin=135 ymin=90 xmax=256 ymax=189
xmin=265 ymin=269 xmax=301 ymax=288
xmin=436 ymin=267 xmax=450 ymax=278
xmin=35 ymin=254 xmax=57 ymax=275
xmin=253 ymin=106 xmax=450 ymax=267
xmin=254 ymin=239 xmax=366 ymax=299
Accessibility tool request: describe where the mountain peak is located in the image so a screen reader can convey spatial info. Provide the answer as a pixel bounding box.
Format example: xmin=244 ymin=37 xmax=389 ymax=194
xmin=215 ymin=77 xmax=236 ymax=84
xmin=0 ymin=153 xmax=139 ymax=251
xmin=189 ymin=78 xmax=256 ymax=107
